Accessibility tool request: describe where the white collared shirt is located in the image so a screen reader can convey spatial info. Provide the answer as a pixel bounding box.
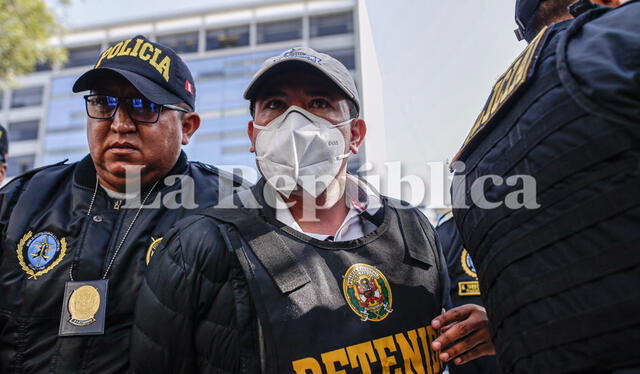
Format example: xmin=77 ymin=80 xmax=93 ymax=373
xmin=275 ymin=174 xmax=382 ymax=241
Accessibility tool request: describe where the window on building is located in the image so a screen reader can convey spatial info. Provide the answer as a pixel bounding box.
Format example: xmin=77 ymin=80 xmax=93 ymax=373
xmin=206 ymin=25 xmax=250 ymax=50
xmin=157 ymin=32 xmax=199 ymax=54
xmin=8 ymin=119 xmax=39 ymax=141
xmin=34 ymin=60 xmax=52 ymax=72
xmin=310 ymin=12 xmax=354 ymax=37
xmin=7 ymin=154 xmax=35 ymax=177
xmin=323 ymin=48 xmax=356 ymax=70
xmin=257 ymin=18 xmax=302 ymax=44
xmin=65 ymin=45 xmax=102 ymax=68
xmin=10 ymin=86 xmax=44 ymax=109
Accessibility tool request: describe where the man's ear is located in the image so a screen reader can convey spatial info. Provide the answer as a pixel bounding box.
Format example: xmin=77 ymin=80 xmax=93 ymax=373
xmin=248 ymin=120 xmax=257 ymax=153
xmin=349 ymin=119 xmax=367 ymax=154
xmin=181 ymin=112 xmax=201 ymax=145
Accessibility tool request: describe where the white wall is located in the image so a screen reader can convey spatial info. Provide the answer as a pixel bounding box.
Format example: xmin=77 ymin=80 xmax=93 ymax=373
xmin=357 ymin=0 xmax=526 ymax=207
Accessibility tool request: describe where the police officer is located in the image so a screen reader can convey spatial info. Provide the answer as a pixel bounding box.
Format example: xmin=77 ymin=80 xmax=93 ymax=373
xmin=0 ymin=124 xmax=8 ymax=184
xmin=450 ymin=1 xmax=640 ymax=373
xmin=0 ymin=35 xmax=241 ymax=373
xmin=435 ymin=210 xmax=498 ymax=373
xmin=131 ymin=47 xmax=493 ymax=373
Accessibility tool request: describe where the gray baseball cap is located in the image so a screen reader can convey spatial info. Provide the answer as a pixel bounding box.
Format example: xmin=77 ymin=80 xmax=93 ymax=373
xmin=243 ymin=47 xmax=360 ymax=115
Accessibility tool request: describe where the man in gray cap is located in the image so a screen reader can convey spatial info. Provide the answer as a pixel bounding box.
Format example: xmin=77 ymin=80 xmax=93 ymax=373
xmin=0 ymin=35 xmax=241 ymax=373
xmin=131 ymin=47 xmax=492 ymax=374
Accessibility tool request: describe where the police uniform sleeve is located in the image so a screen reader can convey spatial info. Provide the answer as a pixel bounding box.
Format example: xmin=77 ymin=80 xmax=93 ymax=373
xmin=434 ymin=229 xmax=453 ymax=311
xmin=561 ymin=1 xmax=640 ymax=124
xmin=130 ymin=215 xmax=242 ymax=374
xmin=0 ymin=175 xmax=31 ymax=264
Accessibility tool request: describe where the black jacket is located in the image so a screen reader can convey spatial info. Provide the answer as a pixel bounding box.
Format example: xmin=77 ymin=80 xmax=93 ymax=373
xmin=451 ymin=2 xmax=640 ymax=373
xmin=131 ymin=179 xmax=451 ymax=374
xmin=0 ymin=152 xmax=243 ymax=373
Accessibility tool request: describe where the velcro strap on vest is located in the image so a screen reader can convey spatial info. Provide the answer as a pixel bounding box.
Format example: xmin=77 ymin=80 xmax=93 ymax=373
xmin=500 ymin=296 xmax=640 ymax=373
xmin=472 ymin=130 xmax=637 ymax=267
xmin=394 ymin=208 xmax=435 ymax=267
xmin=491 ymin=236 xmax=640 ymax=330
xmin=480 ymin=175 xmax=640 ymax=295
xmin=200 ymin=208 xmax=311 ymax=294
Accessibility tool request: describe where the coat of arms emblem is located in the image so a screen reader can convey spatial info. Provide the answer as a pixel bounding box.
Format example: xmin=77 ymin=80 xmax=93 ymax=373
xmin=342 ymin=263 xmax=393 ymax=322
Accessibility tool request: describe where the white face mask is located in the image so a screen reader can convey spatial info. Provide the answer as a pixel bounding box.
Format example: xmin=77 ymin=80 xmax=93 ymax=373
xmin=253 ymin=106 xmax=352 ymax=198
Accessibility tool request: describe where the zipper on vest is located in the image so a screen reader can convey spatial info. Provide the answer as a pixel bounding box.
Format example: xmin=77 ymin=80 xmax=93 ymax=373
xmin=113 ymin=199 xmax=123 ymax=210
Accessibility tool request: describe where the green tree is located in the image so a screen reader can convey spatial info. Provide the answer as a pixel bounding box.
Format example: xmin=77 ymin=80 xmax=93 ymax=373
xmin=0 ymin=0 xmax=67 ymax=82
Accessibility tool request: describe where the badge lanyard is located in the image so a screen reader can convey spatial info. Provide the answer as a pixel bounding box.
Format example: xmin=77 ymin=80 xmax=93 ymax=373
xmin=59 ymin=177 xmax=158 ymax=336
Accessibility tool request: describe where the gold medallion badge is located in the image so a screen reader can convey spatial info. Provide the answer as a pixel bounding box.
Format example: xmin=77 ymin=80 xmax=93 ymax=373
xmin=342 ymin=264 xmax=393 ymax=322
xmin=68 ymin=285 xmax=101 ymax=327
xmin=17 ymin=231 xmax=67 ymax=280
xmin=145 ymin=237 xmax=163 ymax=265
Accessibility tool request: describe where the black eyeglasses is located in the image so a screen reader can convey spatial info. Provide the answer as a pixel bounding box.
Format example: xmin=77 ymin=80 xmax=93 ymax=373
xmin=84 ymin=95 xmax=189 ymax=124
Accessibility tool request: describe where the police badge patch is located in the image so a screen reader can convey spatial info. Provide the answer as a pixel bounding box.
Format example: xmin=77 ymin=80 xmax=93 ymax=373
xmin=17 ymin=231 xmax=67 ymax=280
xmin=459 ymin=249 xmax=481 ymax=296
xmin=342 ymin=263 xmax=393 ymax=322
xmin=460 ymin=249 xmax=478 ymax=279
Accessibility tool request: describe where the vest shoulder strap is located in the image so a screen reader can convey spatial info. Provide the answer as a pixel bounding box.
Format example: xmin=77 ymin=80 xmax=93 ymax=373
xmin=199 ymin=208 xmax=311 ymax=294
xmin=393 ymin=205 xmax=437 ymax=267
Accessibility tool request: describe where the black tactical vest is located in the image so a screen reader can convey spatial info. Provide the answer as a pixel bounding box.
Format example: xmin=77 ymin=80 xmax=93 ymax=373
xmin=202 ymin=201 xmax=445 ymax=374
xmin=451 ymin=8 xmax=640 ymax=374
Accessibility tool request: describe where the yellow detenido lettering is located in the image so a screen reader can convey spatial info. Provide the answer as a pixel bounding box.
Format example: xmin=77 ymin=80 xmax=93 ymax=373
xmin=373 ymin=335 xmax=399 ymax=374
xmin=395 ymin=330 xmax=426 ymax=374
xmin=291 ymin=324 xmax=444 ymax=374
xmin=292 ymin=357 xmax=322 ymax=374
xmin=321 ymin=348 xmax=349 ymax=374
xmin=347 ymin=341 xmax=377 ymax=374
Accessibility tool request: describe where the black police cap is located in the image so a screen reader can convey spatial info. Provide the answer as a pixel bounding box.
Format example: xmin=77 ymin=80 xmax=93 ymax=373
xmin=72 ymin=35 xmax=196 ymax=110
xmin=515 ymin=0 xmax=548 ymax=41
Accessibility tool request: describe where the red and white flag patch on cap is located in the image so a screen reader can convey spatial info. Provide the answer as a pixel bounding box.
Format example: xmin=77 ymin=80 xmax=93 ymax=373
xmin=185 ymin=80 xmax=194 ymax=95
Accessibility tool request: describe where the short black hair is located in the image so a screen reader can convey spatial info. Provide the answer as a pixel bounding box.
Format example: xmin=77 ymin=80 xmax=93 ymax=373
xmin=528 ymin=0 xmax=574 ymax=37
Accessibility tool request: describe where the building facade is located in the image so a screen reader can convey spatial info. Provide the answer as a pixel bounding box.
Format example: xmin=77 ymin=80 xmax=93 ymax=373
xmin=0 ymin=0 xmax=360 ymax=182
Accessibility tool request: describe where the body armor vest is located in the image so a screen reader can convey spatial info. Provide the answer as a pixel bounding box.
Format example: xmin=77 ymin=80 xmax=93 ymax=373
xmin=202 ymin=201 xmax=445 ymax=374
xmin=451 ymin=9 xmax=640 ymax=374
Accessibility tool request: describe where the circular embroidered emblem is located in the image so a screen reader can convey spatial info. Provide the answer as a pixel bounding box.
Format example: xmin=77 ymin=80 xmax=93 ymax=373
xmin=68 ymin=285 xmax=100 ymax=326
xmin=461 ymin=249 xmax=478 ymax=279
xmin=342 ymin=263 xmax=393 ymax=322
xmin=17 ymin=231 xmax=67 ymax=280
xmin=145 ymin=237 xmax=163 ymax=265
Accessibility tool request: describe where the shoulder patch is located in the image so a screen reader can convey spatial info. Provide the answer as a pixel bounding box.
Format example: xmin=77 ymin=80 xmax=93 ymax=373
xmin=17 ymin=231 xmax=67 ymax=279
xmin=452 ymin=27 xmax=549 ymax=165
